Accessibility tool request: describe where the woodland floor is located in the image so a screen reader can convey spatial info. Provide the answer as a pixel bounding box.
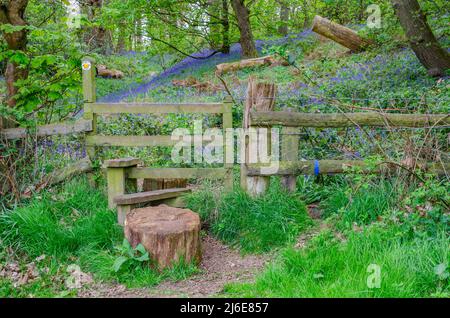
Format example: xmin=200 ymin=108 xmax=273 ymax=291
xmin=78 ymin=206 xmax=324 ymax=298
xmin=79 ymin=235 xmax=270 ymax=298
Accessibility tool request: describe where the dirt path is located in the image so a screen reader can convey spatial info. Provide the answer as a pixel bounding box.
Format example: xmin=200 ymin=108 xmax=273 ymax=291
xmin=80 ymin=236 xmax=269 ymax=298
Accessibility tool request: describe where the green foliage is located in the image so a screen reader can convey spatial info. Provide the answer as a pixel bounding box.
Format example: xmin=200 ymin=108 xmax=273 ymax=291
xmin=0 ymin=177 xmax=199 ymax=291
xmin=113 ymin=239 xmax=150 ymax=273
xmin=187 ymin=181 xmax=312 ymax=253
xmin=321 ymin=179 xmax=401 ymax=229
xmin=394 ymin=178 xmax=450 ymax=238
xmin=224 ymin=225 xmax=449 ymax=297
xmin=0 ymin=178 xmax=120 ymax=259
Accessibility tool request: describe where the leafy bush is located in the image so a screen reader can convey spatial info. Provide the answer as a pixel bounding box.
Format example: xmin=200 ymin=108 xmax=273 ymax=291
xmin=113 ymin=239 xmax=150 ymax=273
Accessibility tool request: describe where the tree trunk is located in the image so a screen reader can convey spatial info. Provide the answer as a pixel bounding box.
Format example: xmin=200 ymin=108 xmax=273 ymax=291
xmin=81 ymin=0 xmax=110 ymax=54
xmin=116 ymin=21 xmax=126 ymax=53
xmin=391 ymin=0 xmax=450 ymax=76
xmin=125 ymin=205 xmax=202 ymax=270
xmin=278 ymin=1 xmax=289 ymax=36
xmin=0 ymin=0 xmax=29 ymax=128
xmin=231 ymin=0 xmax=257 ymax=58
xmin=312 ymin=15 xmax=373 ymax=51
xmin=221 ymin=0 xmax=230 ymax=53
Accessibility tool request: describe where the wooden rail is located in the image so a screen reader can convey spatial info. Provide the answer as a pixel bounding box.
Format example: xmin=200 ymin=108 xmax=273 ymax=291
xmin=81 ymin=56 xmax=234 ymax=192
xmin=250 ymin=111 xmax=450 ymax=128
xmin=247 ymin=160 xmax=450 ymax=176
xmin=127 ymin=167 xmax=227 ymax=179
xmin=86 ymin=102 xmax=225 ymax=114
xmin=1 ymin=119 xmax=92 ymax=140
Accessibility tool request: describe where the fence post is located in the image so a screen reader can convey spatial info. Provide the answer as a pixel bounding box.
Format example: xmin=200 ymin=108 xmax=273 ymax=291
xmin=82 ymin=57 xmax=97 ymax=159
xmin=223 ymin=97 xmax=234 ymax=191
xmin=281 ymin=113 xmax=299 ymax=192
xmin=242 ymin=77 xmax=276 ymax=196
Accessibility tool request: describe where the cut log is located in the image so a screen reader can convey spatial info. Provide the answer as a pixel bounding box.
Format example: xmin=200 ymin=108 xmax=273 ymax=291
xmin=215 ymin=55 xmax=288 ymax=76
xmin=312 ymin=15 xmax=373 ymax=51
xmin=96 ymin=64 xmax=124 ymax=79
xmin=125 ymin=205 xmax=202 ymax=269
xmin=242 ymin=76 xmax=277 ymax=196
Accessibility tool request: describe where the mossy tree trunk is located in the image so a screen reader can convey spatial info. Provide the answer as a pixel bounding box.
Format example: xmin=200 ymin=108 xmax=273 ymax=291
xmin=391 ymin=0 xmax=450 ymax=76
xmin=0 ymin=0 xmax=29 ymax=128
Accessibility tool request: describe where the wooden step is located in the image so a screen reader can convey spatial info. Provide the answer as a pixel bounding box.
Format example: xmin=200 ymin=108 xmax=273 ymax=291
xmin=113 ymin=188 xmax=191 ymax=206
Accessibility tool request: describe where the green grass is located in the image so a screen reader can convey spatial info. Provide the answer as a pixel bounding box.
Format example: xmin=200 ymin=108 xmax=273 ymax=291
xmin=223 ymin=225 xmax=449 ymax=298
xmin=223 ymin=177 xmax=449 ymax=298
xmin=321 ymin=180 xmax=401 ymax=229
xmin=187 ymin=180 xmax=312 ymax=253
xmin=0 ymin=177 xmax=199 ymax=295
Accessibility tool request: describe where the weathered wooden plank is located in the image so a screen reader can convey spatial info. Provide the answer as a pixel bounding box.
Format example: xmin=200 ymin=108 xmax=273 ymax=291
xmin=104 ymin=158 xmax=142 ymax=168
xmin=114 ymin=188 xmax=191 ymax=205
xmin=89 ymin=103 xmax=225 ymax=114
xmin=86 ymin=135 xmax=211 ymax=147
xmin=1 ymin=120 xmax=93 ymax=140
xmin=281 ymin=126 xmax=299 ymax=192
xmin=250 ymin=112 xmax=450 ymax=128
xmin=222 ymin=99 xmax=234 ymax=191
xmin=128 ymin=167 xmax=227 ymax=179
xmin=107 ymin=166 xmax=127 ymax=209
xmin=247 ymin=160 xmax=450 ymax=176
xmin=86 ymin=135 xmax=178 ymax=147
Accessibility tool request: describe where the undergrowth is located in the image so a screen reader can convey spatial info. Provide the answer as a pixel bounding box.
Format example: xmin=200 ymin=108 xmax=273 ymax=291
xmin=187 ymin=180 xmax=312 ymax=253
xmin=223 ymin=175 xmax=450 ymax=298
xmin=223 ymin=225 xmax=449 ymax=297
xmin=0 ymin=177 xmax=199 ymax=296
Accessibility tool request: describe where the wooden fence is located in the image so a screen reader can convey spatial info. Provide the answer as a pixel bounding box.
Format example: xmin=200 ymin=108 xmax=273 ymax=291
xmin=2 ymin=57 xmax=449 ymax=198
xmin=244 ymin=107 xmax=450 ymax=196
xmin=81 ymin=57 xmax=234 ymax=190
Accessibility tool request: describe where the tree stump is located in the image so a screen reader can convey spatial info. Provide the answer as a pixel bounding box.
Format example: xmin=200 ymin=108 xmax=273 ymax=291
xmin=124 ymin=205 xmax=201 ymax=269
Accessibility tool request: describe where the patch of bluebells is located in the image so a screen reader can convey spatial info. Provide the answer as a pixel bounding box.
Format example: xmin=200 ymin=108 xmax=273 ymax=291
xmin=98 ymin=30 xmax=315 ymax=104
xmin=38 ymin=138 xmax=86 ymax=161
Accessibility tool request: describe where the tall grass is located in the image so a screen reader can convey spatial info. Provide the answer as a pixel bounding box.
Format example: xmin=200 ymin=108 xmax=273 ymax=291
xmin=321 ymin=180 xmax=402 ymax=228
xmin=0 ymin=179 xmax=121 ymax=259
xmin=224 ymin=226 xmax=449 ymax=297
xmin=0 ymin=178 xmax=198 ymax=289
xmin=187 ymin=180 xmax=312 ymax=253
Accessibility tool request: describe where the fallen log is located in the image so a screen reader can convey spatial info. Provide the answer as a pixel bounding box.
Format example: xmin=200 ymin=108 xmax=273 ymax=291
xmin=215 ymin=55 xmax=288 ymax=76
xmin=97 ymin=64 xmax=124 ymax=79
xmin=312 ymin=15 xmax=373 ymax=51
